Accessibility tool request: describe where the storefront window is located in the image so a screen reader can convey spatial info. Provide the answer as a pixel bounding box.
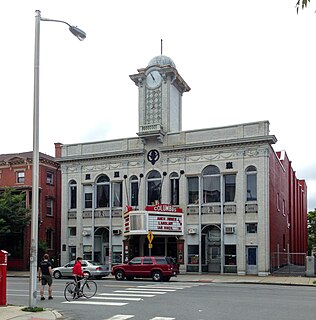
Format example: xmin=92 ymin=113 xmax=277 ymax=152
xmin=224 ymin=245 xmax=236 ymax=265
xmin=188 ymin=245 xmax=199 ymax=264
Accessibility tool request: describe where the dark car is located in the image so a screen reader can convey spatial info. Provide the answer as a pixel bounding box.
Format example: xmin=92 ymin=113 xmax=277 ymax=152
xmin=112 ymin=256 xmax=179 ymax=282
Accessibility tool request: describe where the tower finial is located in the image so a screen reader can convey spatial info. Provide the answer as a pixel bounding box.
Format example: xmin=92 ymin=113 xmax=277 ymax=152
xmin=161 ymin=39 xmax=163 ymax=55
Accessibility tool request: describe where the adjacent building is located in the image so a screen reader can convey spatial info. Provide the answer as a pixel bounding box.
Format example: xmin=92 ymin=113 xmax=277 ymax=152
xmin=0 ymin=152 xmax=61 ymax=270
xmin=56 ymin=55 xmax=307 ymax=275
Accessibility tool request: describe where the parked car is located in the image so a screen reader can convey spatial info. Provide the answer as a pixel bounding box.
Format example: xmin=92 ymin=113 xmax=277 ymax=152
xmin=52 ymin=260 xmax=109 ymax=279
xmin=112 ymin=256 xmax=179 ymax=282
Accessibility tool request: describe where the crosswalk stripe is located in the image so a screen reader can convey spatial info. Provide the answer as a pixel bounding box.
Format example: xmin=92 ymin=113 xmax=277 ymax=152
xmin=62 ymin=301 xmax=128 ymax=306
xmin=133 ymin=288 xmax=176 ymax=292
xmin=137 ymin=286 xmax=187 ymax=290
xmin=150 ymin=317 xmax=175 ymax=320
xmin=92 ymin=296 xmax=142 ymax=301
xmin=100 ymin=292 xmax=155 ymax=297
xmin=105 ymin=315 xmax=134 ymax=320
xmin=115 ymin=290 xmax=166 ymax=295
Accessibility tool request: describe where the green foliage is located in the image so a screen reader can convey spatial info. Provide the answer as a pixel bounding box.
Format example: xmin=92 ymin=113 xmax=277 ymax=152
xmin=296 ymin=0 xmax=311 ymax=13
xmin=0 ymin=187 xmax=30 ymax=234
xmin=307 ymin=208 xmax=316 ymax=254
xmin=38 ymin=240 xmax=48 ymax=262
xmin=22 ymin=306 xmax=45 ymax=312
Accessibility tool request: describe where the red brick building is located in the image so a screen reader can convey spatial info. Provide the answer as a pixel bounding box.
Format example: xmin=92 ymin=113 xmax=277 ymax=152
xmin=0 ymin=152 xmax=61 ymax=270
xmin=269 ymin=150 xmax=307 ymax=269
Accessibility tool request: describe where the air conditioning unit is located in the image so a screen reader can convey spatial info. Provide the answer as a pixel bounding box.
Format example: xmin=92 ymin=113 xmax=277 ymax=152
xmin=188 ymin=228 xmax=197 ymax=234
xmin=225 ymin=226 xmax=235 ymax=234
xmin=113 ymin=229 xmax=122 ymax=235
xmin=82 ymin=229 xmax=91 ymax=237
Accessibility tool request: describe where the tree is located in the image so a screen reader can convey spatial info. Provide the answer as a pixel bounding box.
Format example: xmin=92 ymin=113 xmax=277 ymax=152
xmin=307 ymin=208 xmax=316 ymax=254
xmin=0 ymin=187 xmax=30 ymax=234
xmin=296 ymin=0 xmax=311 ymax=13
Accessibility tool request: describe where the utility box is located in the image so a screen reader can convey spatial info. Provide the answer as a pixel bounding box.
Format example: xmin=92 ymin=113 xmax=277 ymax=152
xmin=305 ymin=255 xmax=315 ymax=277
xmin=0 ymin=250 xmax=8 ymax=306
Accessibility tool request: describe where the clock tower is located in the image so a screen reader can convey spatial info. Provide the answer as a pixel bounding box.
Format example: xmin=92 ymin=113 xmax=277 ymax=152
xmin=130 ymin=55 xmax=190 ymax=142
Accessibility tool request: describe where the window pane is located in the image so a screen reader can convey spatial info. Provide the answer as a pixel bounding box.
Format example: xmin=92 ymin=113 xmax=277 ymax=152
xmin=203 ymin=176 xmax=220 ymax=203
xmin=131 ymin=179 xmax=139 ymax=206
xmin=225 ymin=245 xmax=236 ymax=265
xmin=85 ymin=193 xmax=92 ymax=208
xmin=188 ymin=177 xmax=199 ymax=204
xmin=70 ymin=185 xmax=77 ymax=209
xmin=170 ymin=175 xmax=179 ymax=205
xmin=112 ymin=182 xmax=122 ymax=207
xmin=225 ymin=175 xmax=236 ymax=202
xmin=97 ymin=184 xmax=109 ymax=207
xmin=247 ymin=174 xmax=257 ymax=201
xmin=147 ymin=180 xmax=161 ymax=205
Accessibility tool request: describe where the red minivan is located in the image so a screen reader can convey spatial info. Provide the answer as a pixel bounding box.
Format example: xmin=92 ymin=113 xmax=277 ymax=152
xmin=112 ymin=256 xmax=179 ymax=282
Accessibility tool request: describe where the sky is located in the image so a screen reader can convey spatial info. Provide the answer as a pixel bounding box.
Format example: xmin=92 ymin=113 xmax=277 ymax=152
xmin=0 ymin=0 xmax=315 ymax=211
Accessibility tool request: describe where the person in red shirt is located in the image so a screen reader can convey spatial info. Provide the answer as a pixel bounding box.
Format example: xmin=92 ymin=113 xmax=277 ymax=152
xmin=72 ymin=257 xmax=84 ymax=296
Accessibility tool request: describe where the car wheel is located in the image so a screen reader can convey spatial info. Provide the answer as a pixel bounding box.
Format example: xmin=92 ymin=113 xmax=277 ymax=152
xmin=152 ymin=270 xmax=162 ymax=282
xmin=163 ymin=276 xmax=170 ymax=282
xmin=115 ymin=270 xmax=125 ymax=281
xmin=53 ymin=271 xmax=62 ymax=279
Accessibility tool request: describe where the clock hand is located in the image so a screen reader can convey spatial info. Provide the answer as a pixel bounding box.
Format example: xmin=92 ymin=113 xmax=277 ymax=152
xmin=150 ymin=73 xmax=155 ymax=81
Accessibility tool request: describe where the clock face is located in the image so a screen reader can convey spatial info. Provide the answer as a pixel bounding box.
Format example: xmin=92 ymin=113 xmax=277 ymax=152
xmin=146 ymin=70 xmax=162 ymax=88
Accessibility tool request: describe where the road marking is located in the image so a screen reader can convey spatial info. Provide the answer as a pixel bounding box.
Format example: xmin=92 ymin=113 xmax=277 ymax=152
xmin=92 ymin=296 xmax=142 ymax=301
xmin=115 ymin=290 xmax=166 ymax=295
xmin=137 ymin=285 xmax=187 ymax=290
xmin=100 ymin=293 xmax=155 ymax=298
xmin=133 ymin=288 xmax=176 ymax=292
xmin=62 ymin=301 xmax=128 ymax=306
xmin=150 ymin=317 xmax=175 ymax=320
xmin=104 ymin=315 xmax=134 ymax=320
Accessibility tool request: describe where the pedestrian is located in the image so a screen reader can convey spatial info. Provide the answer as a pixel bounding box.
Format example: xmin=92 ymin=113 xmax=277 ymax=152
xmin=38 ymin=253 xmax=53 ymax=300
xmin=72 ymin=256 xmax=85 ymax=297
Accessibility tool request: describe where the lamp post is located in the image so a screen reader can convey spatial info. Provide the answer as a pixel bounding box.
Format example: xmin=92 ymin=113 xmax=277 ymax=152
xmin=29 ymin=10 xmax=85 ymax=308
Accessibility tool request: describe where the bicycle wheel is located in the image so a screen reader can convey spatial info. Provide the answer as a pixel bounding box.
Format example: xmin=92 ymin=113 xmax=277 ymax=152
xmin=82 ymin=280 xmax=97 ymax=298
xmin=64 ymin=282 xmax=77 ymax=301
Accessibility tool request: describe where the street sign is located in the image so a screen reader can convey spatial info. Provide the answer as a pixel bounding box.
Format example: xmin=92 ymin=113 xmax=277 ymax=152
xmin=147 ymin=230 xmax=154 ymax=244
xmin=148 ymin=244 xmax=153 ymax=248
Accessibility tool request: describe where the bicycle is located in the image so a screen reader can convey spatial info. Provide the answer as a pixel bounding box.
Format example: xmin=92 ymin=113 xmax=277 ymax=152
xmin=64 ymin=275 xmax=97 ymax=301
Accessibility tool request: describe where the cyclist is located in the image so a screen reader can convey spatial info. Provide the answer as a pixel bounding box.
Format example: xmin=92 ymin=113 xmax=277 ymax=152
xmin=72 ymin=257 xmax=85 ymax=297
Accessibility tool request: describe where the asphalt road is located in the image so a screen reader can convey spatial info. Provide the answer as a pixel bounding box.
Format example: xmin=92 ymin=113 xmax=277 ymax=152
xmin=7 ymin=277 xmax=316 ymax=320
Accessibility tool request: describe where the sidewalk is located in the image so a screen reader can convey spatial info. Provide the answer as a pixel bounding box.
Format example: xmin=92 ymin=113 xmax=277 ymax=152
xmin=2 ymin=271 xmax=315 ymax=320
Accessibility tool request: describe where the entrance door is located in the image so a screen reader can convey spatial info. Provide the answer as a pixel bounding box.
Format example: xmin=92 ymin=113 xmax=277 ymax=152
xmin=208 ymin=246 xmax=221 ymax=273
xmin=246 ymin=247 xmax=258 ymax=274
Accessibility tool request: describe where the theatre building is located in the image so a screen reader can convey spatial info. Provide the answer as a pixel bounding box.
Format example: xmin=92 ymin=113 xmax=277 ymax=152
xmin=56 ymin=55 xmax=307 ymax=275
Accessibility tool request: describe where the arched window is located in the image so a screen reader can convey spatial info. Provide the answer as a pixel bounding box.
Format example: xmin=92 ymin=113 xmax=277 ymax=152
xmin=96 ymin=175 xmax=110 ymax=208
xmin=170 ymin=172 xmax=179 ymax=205
xmin=130 ymin=175 xmax=139 ymax=207
xmin=246 ymin=166 xmax=257 ymax=201
xmin=69 ymin=180 xmax=77 ymax=209
xmin=202 ymin=165 xmax=220 ymax=203
xmin=147 ymin=170 xmax=162 ymax=205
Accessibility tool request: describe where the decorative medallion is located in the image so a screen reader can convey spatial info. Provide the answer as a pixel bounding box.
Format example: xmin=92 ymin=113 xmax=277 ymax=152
xmin=147 ymin=149 xmax=160 ymax=165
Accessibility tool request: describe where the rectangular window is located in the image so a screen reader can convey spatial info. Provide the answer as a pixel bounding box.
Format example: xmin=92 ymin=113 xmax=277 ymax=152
xmin=203 ymin=176 xmax=220 ymax=203
xmin=16 ymin=171 xmax=25 ymax=184
xmin=246 ymin=174 xmax=257 ymax=201
xmin=224 ymin=245 xmax=236 ymax=266
xmin=69 ymin=227 xmax=76 ymax=236
xmin=46 ymin=198 xmax=53 ymax=216
xmin=224 ymin=174 xmax=236 ymax=202
xmin=83 ymin=185 xmax=93 ymax=209
xmin=70 ymin=185 xmax=77 ymax=209
xmin=188 ymin=245 xmax=199 ymax=264
xmin=188 ymin=177 xmax=199 ymax=204
xmin=131 ymin=180 xmax=139 ymax=207
xmin=112 ymin=182 xmax=122 ymax=207
xmin=97 ymin=184 xmax=109 ymax=207
xmin=246 ymin=223 xmax=257 ymax=233
xmin=46 ymin=229 xmax=53 ymax=250
xmin=170 ymin=178 xmax=179 ymax=205
xmin=46 ymin=172 xmax=54 ymax=185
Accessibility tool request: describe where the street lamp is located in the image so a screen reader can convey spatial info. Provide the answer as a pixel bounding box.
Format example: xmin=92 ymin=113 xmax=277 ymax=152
xmin=29 ymin=10 xmax=85 ymax=308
